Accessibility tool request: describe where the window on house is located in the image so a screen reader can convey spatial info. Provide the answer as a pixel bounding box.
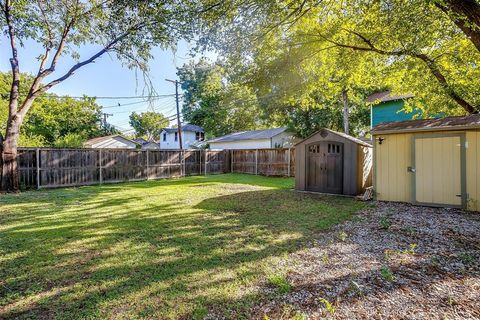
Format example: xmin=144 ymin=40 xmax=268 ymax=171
xmin=174 ymin=132 xmax=178 ymax=142
xmin=163 ymin=133 xmax=167 ymax=142
xmin=195 ymin=132 xmax=204 ymax=141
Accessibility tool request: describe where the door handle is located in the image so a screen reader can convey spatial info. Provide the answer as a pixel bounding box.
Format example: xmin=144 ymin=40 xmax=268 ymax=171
xmin=456 ymin=194 xmax=462 ymax=197
xmin=407 ymin=166 xmax=415 ymax=173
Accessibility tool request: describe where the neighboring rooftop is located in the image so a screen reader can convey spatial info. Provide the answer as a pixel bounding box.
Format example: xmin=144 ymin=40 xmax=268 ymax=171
xmin=133 ymin=138 xmax=148 ymax=144
xmin=208 ymin=128 xmax=288 ymax=143
xmin=162 ymin=124 xmax=204 ymax=134
xmin=366 ymin=90 xmax=414 ymax=104
xmin=371 ymin=114 xmax=480 ymax=134
xmin=84 ymin=135 xmax=139 ymax=147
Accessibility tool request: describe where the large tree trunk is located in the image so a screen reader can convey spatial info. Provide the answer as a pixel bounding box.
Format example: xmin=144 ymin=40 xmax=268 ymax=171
xmin=1 ymin=116 xmax=22 ymax=192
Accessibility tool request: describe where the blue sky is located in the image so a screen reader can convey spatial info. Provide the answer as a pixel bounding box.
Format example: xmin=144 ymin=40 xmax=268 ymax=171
xmin=0 ymin=39 xmax=209 ymax=132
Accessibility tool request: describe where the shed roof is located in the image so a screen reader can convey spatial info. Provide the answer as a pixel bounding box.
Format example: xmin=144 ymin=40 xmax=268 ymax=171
xmin=84 ymin=135 xmax=139 ymax=147
xmin=208 ymin=127 xmax=288 ymax=143
xmin=371 ymin=114 xmax=480 ymax=134
xmin=295 ymin=128 xmax=372 ymax=147
xmin=366 ymin=90 xmax=414 ymax=104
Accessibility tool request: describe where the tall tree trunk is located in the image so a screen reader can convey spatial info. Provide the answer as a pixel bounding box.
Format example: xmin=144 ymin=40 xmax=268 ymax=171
xmin=342 ymin=89 xmax=349 ymax=135
xmin=1 ymin=115 xmax=22 ymax=192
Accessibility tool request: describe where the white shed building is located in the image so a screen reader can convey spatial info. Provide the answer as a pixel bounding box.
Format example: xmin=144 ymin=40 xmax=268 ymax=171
xmin=84 ymin=135 xmax=140 ymax=149
xmin=208 ymin=128 xmax=297 ymax=150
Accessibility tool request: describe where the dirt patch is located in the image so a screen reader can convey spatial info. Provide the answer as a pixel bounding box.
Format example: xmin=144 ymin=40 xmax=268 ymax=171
xmin=239 ymin=202 xmax=480 ymax=319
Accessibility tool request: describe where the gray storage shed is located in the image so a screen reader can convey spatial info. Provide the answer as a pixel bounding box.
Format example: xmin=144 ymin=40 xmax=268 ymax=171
xmin=295 ymin=128 xmax=373 ymax=195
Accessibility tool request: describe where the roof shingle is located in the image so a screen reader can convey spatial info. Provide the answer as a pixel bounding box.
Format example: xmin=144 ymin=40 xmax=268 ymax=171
xmin=366 ymin=90 xmax=414 ymax=103
xmin=371 ymin=114 xmax=480 ymax=134
xmin=208 ymin=128 xmax=288 ymax=143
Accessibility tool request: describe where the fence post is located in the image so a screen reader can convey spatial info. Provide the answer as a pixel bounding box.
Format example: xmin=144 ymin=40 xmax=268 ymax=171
xmin=182 ymin=150 xmax=186 ymax=177
xmin=255 ymin=149 xmax=258 ymax=175
xmin=287 ymin=148 xmax=291 ymax=177
xmin=230 ymin=150 xmax=234 ymax=173
xmin=99 ymin=149 xmax=103 ymax=184
xmin=146 ymin=149 xmax=150 ymax=180
xmin=204 ymin=150 xmax=208 ymax=176
xmin=36 ymin=148 xmax=40 ymax=189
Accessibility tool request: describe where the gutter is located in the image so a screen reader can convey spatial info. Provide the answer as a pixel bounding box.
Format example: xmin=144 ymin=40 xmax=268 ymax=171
xmin=372 ymin=125 xmax=480 ymax=135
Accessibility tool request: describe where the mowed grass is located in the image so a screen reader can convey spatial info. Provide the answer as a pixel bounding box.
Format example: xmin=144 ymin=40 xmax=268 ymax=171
xmin=0 ymin=174 xmax=366 ymax=319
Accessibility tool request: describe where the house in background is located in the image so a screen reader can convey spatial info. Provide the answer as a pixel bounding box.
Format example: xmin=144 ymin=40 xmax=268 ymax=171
xmin=132 ymin=138 xmax=160 ymax=150
xmin=84 ymin=135 xmax=140 ymax=149
xmin=159 ymin=124 xmax=205 ymax=149
xmin=208 ymin=128 xmax=297 ymax=150
xmin=367 ymin=90 xmax=421 ymax=127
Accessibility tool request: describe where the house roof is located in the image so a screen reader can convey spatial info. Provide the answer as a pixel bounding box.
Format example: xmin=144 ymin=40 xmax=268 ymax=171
xmin=366 ymin=90 xmax=414 ymax=104
xmin=84 ymin=135 xmax=139 ymax=147
xmin=162 ymin=124 xmax=204 ymax=134
xmin=371 ymin=114 xmax=480 ymax=134
xmin=133 ymin=138 xmax=148 ymax=144
xmin=133 ymin=138 xmax=158 ymax=145
xmin=295 ymin=128 xmax=372 ymax=147
xmin=208 ymin=127 xmax=289 ymax=143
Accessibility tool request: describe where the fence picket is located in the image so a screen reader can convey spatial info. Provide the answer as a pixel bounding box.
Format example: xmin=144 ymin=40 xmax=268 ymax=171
xmin=14 ymin=147 xmax=295 ymax=189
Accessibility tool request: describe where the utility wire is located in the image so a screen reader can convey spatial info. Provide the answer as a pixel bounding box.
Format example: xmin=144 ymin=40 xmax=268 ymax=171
xmin=0 ymin=93 xmax=180 ymax=100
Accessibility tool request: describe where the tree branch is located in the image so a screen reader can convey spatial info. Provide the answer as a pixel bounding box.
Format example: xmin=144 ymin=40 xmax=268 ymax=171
xmin=434 ymin=0 xmax=480 ymax=53
xmin=318 ymin=31 xmax=479 ymax=114
xmin=27 ymin=23 xmax=145 ymax=107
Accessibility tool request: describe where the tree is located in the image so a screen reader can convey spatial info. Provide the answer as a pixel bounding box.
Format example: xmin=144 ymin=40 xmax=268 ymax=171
xmin=0 ymin=0 xmax=211 ymax=191
xmin=178 ymin=59 xmax=260 ymax=137
xmin=1 ymin=72 xmax=106 ymax=147
xmin=129 ymin=111 xmax=170 ymax=140
xmin=434 ymin=0 xmax=480 ymax=53
xmin=198 ymin=0 xmax=480 ymax=115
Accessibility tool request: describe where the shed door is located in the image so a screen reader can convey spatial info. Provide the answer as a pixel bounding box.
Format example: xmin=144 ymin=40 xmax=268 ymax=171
xmin=307 ymin=142 xmax=343 ymax=194
xmin=413 ymin=134 xmax=464 ymax=207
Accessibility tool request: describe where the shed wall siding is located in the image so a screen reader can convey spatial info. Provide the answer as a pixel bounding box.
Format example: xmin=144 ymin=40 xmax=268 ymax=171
xmin=466 ymin=130 xmax=480 ymax=211
xmin=373 ymin=129 xmax=480 ymax=211
xmin=91 ymin=137 xmax=138 ymax=149
xmin=271 ymin=132 xmax=297 ymax=148
xmin=209 ymin=139 xmax=272 ymax=150
xmin=294 ymin=130 xmax=372 ymax=195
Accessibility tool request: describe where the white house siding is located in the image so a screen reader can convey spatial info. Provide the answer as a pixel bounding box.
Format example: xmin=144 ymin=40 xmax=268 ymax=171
xmin=209 ymin=139 xmax=272 ymax=150
xmin=141 ymin=142 xmax=160 ymax=150
xmin=160 ymin=131 xmax=199 ymax=149
xmin=271 ymin=131 xmax=298 ymax=148
xmin=91 ymin=137 xmax=138 ymax=149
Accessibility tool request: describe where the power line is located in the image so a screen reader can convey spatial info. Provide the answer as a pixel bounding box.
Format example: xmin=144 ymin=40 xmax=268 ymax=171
xmin=0 ymin=93 xmax=180 ymax=100
xmin=101 ymin=95 xmax=181 ymax=109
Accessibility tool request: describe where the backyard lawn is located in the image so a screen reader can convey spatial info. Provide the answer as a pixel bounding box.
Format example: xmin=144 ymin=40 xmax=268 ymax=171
xmin=0 ymin=174 xmax=366 ymax=319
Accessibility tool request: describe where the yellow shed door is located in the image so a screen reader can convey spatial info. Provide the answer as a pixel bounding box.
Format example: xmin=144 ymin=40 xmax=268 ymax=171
xmin=414 ymin=135 xmax=463 ymax=207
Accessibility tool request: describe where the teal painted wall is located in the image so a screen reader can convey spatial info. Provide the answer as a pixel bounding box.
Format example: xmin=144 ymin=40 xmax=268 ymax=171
xmin=371 ymin=100 xmax=421 ymax=127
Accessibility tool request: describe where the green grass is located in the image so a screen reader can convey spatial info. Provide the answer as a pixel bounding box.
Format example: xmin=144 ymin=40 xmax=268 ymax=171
xmin=0 ymin=173 xmax=366 ymax=319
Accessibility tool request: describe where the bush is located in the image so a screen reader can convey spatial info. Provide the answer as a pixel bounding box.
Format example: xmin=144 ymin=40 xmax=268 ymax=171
xmin=53 ymin=133 xmax=86 ymax=148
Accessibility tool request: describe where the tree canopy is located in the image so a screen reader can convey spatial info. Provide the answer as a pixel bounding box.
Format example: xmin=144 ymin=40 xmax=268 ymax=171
xmin=178 ymin=59 xmax=260 ymax=138
xmin=129 ymin=111 xmax=170 ymax=140
xmin=0 ymin=72 xmax=106 ymax=147
xmin=197 ymin=0 xmax=480 ymax=116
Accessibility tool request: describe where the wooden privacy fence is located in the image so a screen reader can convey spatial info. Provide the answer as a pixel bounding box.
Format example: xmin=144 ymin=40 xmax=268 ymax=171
xmin=15 ymin=147 xmax=294 ymax=189
xmin=230 ymin=148 xmax=295 ymax=177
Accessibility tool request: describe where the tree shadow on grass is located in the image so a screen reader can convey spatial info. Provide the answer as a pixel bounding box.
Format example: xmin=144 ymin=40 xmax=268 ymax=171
xmin=0 ymin=180 xmax=363 ymax=319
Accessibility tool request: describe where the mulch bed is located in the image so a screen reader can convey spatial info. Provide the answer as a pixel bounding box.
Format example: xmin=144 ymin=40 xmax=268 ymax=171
xmin=228 ymin=202 xmax=480 ymax=319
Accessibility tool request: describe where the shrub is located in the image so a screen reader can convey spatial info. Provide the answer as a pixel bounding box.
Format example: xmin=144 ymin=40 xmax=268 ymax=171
xmin=267 ymin=274 xmax=292 ymax=294
xmin=380 ymin=266 xmax=394 ymax=282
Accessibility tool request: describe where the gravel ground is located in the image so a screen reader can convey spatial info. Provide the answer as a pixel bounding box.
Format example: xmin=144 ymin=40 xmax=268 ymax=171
xmin=241 ymin=202 xmax=480 ymax=319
